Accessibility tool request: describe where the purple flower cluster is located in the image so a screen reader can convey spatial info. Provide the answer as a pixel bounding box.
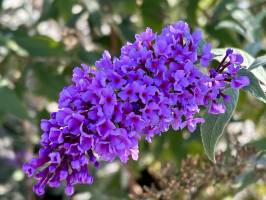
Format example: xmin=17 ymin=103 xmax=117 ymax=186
xmin=23 ymin=21 xmax=249 ymax=196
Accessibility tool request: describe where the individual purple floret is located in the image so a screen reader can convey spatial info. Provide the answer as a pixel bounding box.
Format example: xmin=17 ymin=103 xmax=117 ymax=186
xmin=23 ymin=21 xmax=249 ymax=196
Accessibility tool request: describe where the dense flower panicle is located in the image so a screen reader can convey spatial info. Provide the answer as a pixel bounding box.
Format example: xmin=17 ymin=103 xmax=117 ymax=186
xmin=23 ymin=21 xmax=249 ymax=196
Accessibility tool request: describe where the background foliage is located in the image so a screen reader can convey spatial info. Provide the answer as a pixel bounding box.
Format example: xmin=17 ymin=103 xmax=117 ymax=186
xmin=0 ymin=0 xmax=266 ymax=199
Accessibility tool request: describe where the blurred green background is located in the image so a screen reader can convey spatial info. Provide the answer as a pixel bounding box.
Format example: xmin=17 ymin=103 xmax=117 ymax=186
xmin=0 ymin=0 xmax=266 ymax=199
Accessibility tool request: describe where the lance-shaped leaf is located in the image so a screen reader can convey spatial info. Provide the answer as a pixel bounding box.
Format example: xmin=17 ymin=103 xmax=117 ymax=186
xmin=248 ymin=55 xmax=266 ymax=85
xmin=249 ymin=66 xmax=266 ymax=86
xmin=0 ymin=86 xmax=28 ymax=119
xmin=201 ymin=88 xmax=239 ymax=162
xmin=249 ymin=55 xmax=266 ymax=70
xmin=238 ymin=68 xmax=266 ymax=104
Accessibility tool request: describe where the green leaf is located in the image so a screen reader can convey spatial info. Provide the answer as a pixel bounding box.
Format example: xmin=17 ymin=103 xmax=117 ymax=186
xmin=185 ymin=0 xmax=199 ymax=26
xmin=77 ymin=47 xmax=101 ymax=65
xmin=141 ymin=0 xmax=166 ymax=31
xmin=0 ymin=87 xmax=28 ymax=119
xmin=206 ymin=24 xmax=239 ymax=47
xmin=249 ymin=138 xmax=266 ymax=151
xmin=248 ymin=55 xmax=266 ymax=85
xmin=201 ymin=88 xmax=239 ymax=162
xmin=250 ymin=65 xmax=266 ymax=86
xmin=39 ymin=0 xmax=76 ymax=22
xmin=216 ymin=20 xmax=246 ymax=37
xmin=231 ymin=9 xmax=258 ymax=42
xmin=38 ymin=0 xmax=58 ymax=21
xmin=249 ymin=55 xmax=266 ymax=70
xmin=235 ymin=171 xmax=257 ymax=192
xmin=212 ymin=0 xmax=232 ymax=21
xmin=32 ymin=64 xmax=67 ymax=100
xmin=13 ymin=32 xmax=64 ymax=57
xmin=245 ymin=42 xmax=263 ymax=56
xmin=55 ymin=0 xmax=76 ymax=21
xmin=238 ymin=68 xmax=266 ymax=103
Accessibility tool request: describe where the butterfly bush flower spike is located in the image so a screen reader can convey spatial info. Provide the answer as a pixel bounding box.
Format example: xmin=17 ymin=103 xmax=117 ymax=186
xmin=23 ymin=21 xmax=249 ymax=196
